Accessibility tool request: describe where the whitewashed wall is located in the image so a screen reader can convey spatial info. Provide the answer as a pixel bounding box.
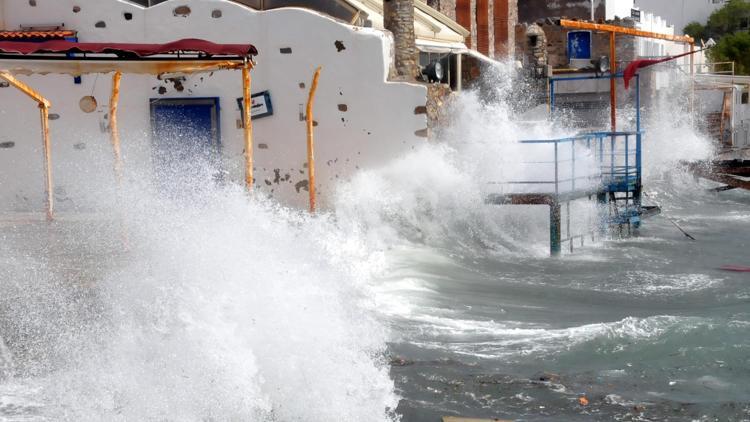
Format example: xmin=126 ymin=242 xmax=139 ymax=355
xmin=634 ymin=0 xmax=727 ymax=36
xmin=0 ymin=0 xmax=429 ymax=211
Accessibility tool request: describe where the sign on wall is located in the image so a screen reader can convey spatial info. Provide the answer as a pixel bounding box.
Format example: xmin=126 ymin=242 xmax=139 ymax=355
xmin=237 ymin=90 xmax=274 ymax=124
xmin=567 ymin=31 xmax=592 ymax=60
xmin=631 ymin=9 xmax=641 ymax=23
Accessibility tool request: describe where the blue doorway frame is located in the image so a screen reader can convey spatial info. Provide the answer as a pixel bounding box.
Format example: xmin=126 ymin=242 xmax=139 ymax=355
xmin=149 ymin=97 xmax=222 ymax=186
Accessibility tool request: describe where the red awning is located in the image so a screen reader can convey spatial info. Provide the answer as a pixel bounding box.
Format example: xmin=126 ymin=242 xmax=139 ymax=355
xmin=0 ymin=30 xmax=77 ymax=40
xmin=0 ymin=38 xmax=257 ymax=58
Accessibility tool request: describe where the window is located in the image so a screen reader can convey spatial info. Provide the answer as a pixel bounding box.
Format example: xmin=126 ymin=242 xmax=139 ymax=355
xmin=742 ymin=91 xmax=749 ymax=105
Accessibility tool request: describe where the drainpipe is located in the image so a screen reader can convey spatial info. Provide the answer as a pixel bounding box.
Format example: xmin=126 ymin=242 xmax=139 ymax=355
xmin=383 ymin=0 xmax=420 ymax=79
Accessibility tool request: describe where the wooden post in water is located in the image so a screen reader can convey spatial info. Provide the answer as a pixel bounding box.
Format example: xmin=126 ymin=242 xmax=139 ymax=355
xmin=306 ymin=67 xmax=322 ymax=213
xmin=242 ymin=61 xmax=254 ymax=189
xmin=109 ymin=71 xmax=123 ymax=185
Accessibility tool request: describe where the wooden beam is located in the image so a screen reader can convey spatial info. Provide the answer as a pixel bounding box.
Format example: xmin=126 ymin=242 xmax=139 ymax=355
xmin=242 ymin=61 xmax=253 ymax=189
xmin=109 ymin=71 xmax=123 ymax=185
xmin=39 ymin=104 xmax=53 ymax=220
xmin=0 ymin=71 xmax=51 ymax=107
xmin=559 ymin=19 xmax=694 ymax=44
xmin=306 ymin=67 xmax=322 ymax=213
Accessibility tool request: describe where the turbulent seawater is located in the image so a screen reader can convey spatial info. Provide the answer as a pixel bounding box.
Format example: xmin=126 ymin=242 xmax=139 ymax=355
xmin=1 ymin=65 xmax=748 ymax=421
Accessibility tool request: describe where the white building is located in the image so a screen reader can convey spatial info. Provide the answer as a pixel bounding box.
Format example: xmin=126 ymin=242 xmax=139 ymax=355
xmin=0 ymin=0 xmax=468 ymax=213
xmin=634 ymin=0 xmax=728 ymax=36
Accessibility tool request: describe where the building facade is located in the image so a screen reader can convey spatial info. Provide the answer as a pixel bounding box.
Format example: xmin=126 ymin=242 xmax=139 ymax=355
xmin=634 ymin=0 xmax=730 ymax=35
xmin=426 ymin=0 xmax=518 ymax=59
xmin=0 ymin=0 xmax=438 ymax=212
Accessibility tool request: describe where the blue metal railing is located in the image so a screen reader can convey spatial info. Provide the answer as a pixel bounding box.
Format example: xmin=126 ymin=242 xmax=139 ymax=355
xmin=499 ymin=131 xmax=642 ymax=196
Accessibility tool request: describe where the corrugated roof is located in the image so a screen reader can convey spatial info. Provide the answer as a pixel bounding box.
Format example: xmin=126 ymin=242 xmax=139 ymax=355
xmin=0 ymin=38 xmax=257 ymax=57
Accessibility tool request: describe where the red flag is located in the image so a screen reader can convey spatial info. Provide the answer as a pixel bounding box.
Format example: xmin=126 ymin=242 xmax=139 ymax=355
xmin=622 ymin=49 xmax=700 ymax=89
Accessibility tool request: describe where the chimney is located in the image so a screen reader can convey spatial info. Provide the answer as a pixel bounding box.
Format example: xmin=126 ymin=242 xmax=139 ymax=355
xmin=383 ymin=0 xmax=420 ymax=79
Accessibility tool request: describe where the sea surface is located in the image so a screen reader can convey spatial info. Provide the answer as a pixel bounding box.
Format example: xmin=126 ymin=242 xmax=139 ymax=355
xmin=384 ymin=185 xmax=750 ymax=421
xmin=1 ymin=70 xmax=748 ymax=421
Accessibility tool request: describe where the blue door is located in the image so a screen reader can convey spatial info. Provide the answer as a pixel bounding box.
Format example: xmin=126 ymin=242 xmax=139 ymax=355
xmin=150 ymin=98 xmax=220 ymax=189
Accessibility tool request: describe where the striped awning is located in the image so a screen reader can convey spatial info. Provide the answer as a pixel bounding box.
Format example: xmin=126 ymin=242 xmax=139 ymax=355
xmin=0 ymin=30 xmax=77 ymax=40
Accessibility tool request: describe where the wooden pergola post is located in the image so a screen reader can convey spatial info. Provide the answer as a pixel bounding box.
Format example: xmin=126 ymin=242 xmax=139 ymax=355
xmin=0 ymin=71 xmax=54 ymax=220
xmin=39 ymin=103 xmax=53 ymax=221
xmin=109 ymin=71 xmax=123 ymax=185
xmin=306 ymin=67 xmax=322 ymax=213
xmin=242 ymin=61 xmax=254 ymax=189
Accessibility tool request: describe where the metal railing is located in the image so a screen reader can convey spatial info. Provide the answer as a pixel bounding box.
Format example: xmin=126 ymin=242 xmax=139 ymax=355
xmin=498 ymin=131 xmax=642 ymax=197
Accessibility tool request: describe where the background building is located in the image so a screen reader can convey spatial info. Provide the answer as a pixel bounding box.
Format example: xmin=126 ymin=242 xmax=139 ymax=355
xmin=634 ymin=0 xmax=730 ymax=35
xmin=426 ymin=0 xmax=518 ymax=59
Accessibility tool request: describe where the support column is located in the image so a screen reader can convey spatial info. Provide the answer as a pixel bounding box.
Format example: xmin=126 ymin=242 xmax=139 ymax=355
xmin=610 ymin=32 xmax=617 ymax=131
xmin=109 ymin=71 xmax=123 ymax=185
xmin=383 ymin=0 xmax=420 ymax=79
xmin=0 ymin=72 xmax=54 ymax=220
xmin=242 ymin=62 xmax=254 ymax=188
xmin=306 ymin=67 xmax=322 ymax=213
xmin=39 ymin=104 xmax=53 ymax=221
xmin=550 ymin=201 xmax=561 ymax=256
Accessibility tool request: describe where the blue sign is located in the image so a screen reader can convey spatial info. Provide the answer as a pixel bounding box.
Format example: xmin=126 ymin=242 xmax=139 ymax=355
xmin=568 ymin=31 xmax=592 ymax=60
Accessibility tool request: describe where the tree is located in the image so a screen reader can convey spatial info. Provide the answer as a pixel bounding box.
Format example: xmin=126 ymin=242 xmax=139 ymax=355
xmin=710 ymin=31 xmax=750 ymax=75
xmin=683 ymin=21 xmax=706 ymax=42
xmin=383 ymin=0 xmax=420 ymax=79
xmin=704 ymin=0 xmax=750 ymax=39
xmin=687 ymin=0 xmax=750 ymax=75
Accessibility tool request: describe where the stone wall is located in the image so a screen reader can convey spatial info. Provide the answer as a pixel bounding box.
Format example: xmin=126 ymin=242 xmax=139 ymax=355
xmin=522 ymin=19 xmax=639 ymax=70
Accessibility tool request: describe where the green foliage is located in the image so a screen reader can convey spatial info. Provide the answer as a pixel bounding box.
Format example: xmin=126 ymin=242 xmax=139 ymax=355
xmin=704 ymin=0 xmax=750 ymax=38
xmin=688 ymin=0 xmax=750 ymax=74
xmin=709 ymin=31 xmax=750 ymax=74
xmin=683 ymin=21 xmax=707 ymax=42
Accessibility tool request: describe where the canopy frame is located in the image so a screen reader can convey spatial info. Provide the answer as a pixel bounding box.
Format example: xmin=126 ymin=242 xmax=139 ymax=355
xmin=0 ymin=39 xmax=257 ymax=220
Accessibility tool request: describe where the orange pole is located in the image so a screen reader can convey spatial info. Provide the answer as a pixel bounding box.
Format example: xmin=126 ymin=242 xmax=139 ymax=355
xmin=559 ymin=19 xmax=694 ymax=44
xmin=0 ymin=72 xmax=51 ymax=107
xmin=610 ymin=32 xmax=616 ymax=131
xmin=39 ymin=104 xmax=53 ymax=220
xmin=306 ymin=67 xmax=322 ymax=213
xmin=109 ymin=71 xmax=123 ymax=185
xmin=0 ymin=72 xmax=54 ymax=219
xmin=242 ymin=61 xmax=254 ymax=188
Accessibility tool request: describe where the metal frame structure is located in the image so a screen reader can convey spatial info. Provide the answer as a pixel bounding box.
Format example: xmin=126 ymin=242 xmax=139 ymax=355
xmin=486 ymin=73 xmax=655 ymax=256
xmin=558 ymin=19 xmax=694 ymax=131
